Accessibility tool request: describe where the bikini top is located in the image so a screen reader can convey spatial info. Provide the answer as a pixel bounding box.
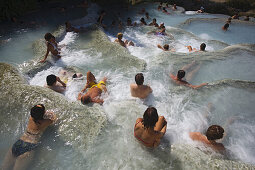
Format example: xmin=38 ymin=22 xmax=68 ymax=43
xmin=134 ymin=121 xmax=156 ymax=146
xmin=48 ymin=42 xmax=58 ymax=51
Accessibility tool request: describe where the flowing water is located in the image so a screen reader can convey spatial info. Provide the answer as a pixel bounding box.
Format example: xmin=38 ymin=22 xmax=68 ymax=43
xmin=0 ymin=2 xmax=255 ymax=170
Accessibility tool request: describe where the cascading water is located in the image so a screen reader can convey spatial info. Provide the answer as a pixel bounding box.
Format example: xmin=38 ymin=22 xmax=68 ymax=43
xmin=1 ymin=2 xmax=255 ymax=170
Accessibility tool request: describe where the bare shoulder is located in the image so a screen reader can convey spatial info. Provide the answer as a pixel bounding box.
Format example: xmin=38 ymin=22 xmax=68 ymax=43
xmin=169 ymin=73 xmax=175 ymax=80
xmin=189 ymin=132 xmax=202 ymax=139
xmin=136 ymin=118 xmax=143 ymax=123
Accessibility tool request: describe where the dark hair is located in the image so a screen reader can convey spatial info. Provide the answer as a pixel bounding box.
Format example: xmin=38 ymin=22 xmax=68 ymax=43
xmin=100 ymin=10 xmax=106 ymax=15
xmin=135 ymin=73 xmax=144 ymax=85
xmin=206 ymin=125 xmax=224 ymax=140
xmin=46 ymin=74 xmax=57 ymax=86
xmin=72 ymin=73 xmax=77 ymax=79
xmin=163 ymin=44 xmax=169 ymax=50
xmin=81 ymin=95 xmax=91 ymax=104
xmin=141 ymin=18 xmax=145 ymax=22
xmin=177 ymin=70 xmax=185 ymax=79
xmin=200 ymin=43 xmax=206 ymax=51
xmin=31 ymin=104 xmax=45 ymax=123
xmin=44 ymin=33 xmax=53 ymax=41
xmin=143 ymin=107 xmax=159 ymax=129
xmin=163 ymin=7 xmax=166 ymax=10
xmin=223 ymin=23 xmax=229 ymax=29
xmin=153 ymin=18 xmax=156 ymax=22
xmin=145 ymin=12 xmax=149 ymax=15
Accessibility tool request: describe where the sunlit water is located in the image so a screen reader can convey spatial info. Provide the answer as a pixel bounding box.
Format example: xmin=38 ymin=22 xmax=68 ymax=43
xmin=1 ymin=2 xmax=255 ymax=169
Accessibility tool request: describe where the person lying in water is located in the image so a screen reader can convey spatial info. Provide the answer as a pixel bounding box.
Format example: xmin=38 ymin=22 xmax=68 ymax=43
xmin=45 ymin=74 xmax=66 ymax=93
xmin=186 ymin=43 xmax=206 ymax=52
xmin=58 ymin=69 xmax=83 ymax=84
xmin=40 ymin=33 xmax=61 ymax=63
xmin=157 ymin=44 xmax=175 ymax=52
xmin=2 ymin=104 xmax=56 ymax=170
xmin=169 ymin=61 xmax=208 ymax=89
xmin=130 ymin=73 xmax=153 ymax=99
xmin=149 ymin=18 xmax=159 ymax=27
xmin=78 ymin=71 xmax=107 ymax=104
xmin=134 ymin=107 xmax=167 ymax=148
xmin=114 ymin=33 xmax=134 ymax=47
xmin=189 ymin=125 xmax=225 ymax=153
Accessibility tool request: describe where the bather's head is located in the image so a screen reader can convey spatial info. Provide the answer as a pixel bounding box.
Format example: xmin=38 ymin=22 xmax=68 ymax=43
xmin=206 ymin=125 xmax=224 ymax=140
xmin=200 ymin=43 xmax=206 ymax=51
xmin=44 ymin=32 xmax=53 ymax=42
xmin=140 ymin=18 xmax=145 ymax=23
xmin=163 ymin=44 xmax=169 ymax=50
xmin=117 ymin=33 xmax=123 ymax=40
xmin=127 ymin=18 xmax=132 ymax=25
xmin=81 ymin=95 xmax=91 ymax=104
xmin=31 ymin=104 xmax=45 ymax=122
xmin=46 ymin=74 xmax=57 ymax=86
xmin=177 ymin=70 xmax=185 ymax=80
xmin=145 ymin=12 xmax=149 ymax=18
xmin=135 ymin=73 xmax=144 ymax=85
xmin=143 ymin=107 xmax=159 ymax=129
xmin=152 ymin=18 xmax=157 ymax=23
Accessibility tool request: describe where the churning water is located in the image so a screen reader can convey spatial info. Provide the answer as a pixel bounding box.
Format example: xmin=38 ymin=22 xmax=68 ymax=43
xmin=1 ymin=2 xmax=255 ymax=170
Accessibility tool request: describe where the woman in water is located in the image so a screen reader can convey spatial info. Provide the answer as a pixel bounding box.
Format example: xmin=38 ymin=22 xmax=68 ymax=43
xmin=2 ymin=104 xmax=57 ymax=170
xmin=189 ymin=125 xmax=225 ymax=153
xmin=114 ymin=33 xmax=134 ymax=47
xmin=134 ymin=107 xmax=167 ymax=148
xmin=40 ymin=33 xmax=61 ymax=63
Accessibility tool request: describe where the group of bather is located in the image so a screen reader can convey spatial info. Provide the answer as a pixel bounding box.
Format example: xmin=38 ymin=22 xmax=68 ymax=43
xmin=3 ymin=2 xmax=236 ymax=170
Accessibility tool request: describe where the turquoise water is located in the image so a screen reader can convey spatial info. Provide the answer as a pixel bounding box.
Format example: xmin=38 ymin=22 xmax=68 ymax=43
xmin=0 ymin=2 xmax=255 ymax=170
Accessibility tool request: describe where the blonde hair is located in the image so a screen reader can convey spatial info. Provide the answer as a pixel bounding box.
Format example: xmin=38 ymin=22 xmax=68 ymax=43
xmin=117 ymin=33 xmax=123 ymax=39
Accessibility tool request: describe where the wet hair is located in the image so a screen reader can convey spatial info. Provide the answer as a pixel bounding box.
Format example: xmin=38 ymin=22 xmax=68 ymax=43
xmin=200 ymin=43 xmax=206 ymax=51
xmin=223 ymin=23 xmax=229 ymax=29
xmin=72 ymin=73 xmax=77 ymax=79
xmin=163 ymin=7 xmax=166 ymax=10
xmin=44 ymin=33 xmax=53 ymax=41
xmin=177 ymin=70 xmax=185 ymax=79
xmin=127 ymin=17 xmax=131 ymax=22
xmin=46 ymin=74 xmax=57 ymax=86
xmin=206 ymin=125 xmax=224 ymax=140
xmin=82 ymin=95 xmax=91 ymax=104
xmin=30 ymin=104 xmax=45 ymax=123
xmin=141 ymin=18 xmax=145 ymax=22
xmin=153 ymin=18 xmax=157 ymax=22
xmin=145 ymin=12 xmax=149 ymax=16
xmin=117 ymin=32 xmax=123 ymax=39
xmin=163 ymin=44 xmax=169 ymax=50
xmin=135 ymin=73 xmax=144 ymax=85
xmin=142 ymin=107 xmax=159 ymax=129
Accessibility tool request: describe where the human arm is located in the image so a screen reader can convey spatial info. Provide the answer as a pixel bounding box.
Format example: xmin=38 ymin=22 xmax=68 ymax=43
xmin=188 ymin=83 xmax=208 ymax=89
xmin=93 ymin=98 xmax=104 ymax=104
xmin=57 ymin=76 xmax=66 ymax=87
xmin=81 ymin=83 xmax=89 ymax=93
xmin=40 ymin=45 xmax=50 ymax=63
xmin=157 ymin=44 xmax=164 ymax=50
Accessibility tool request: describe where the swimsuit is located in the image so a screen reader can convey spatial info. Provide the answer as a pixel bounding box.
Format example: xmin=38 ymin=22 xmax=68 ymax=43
xmin=48 ymin=42 xmax=61 ymax=58
xmin=90 ymin=81 xmax=106 ymax=91
xmin=134 ymin=121 xmax=155 ymax=146
xmin=156 ymin=32 xmax=165 ymax=36
xmin=12 ymin=139 xmax=38 ymax=157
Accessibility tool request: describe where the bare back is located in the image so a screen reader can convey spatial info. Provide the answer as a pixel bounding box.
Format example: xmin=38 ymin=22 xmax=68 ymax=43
xmin=130 ymin=84 xmax=152 ymax=99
